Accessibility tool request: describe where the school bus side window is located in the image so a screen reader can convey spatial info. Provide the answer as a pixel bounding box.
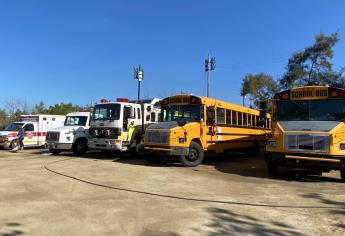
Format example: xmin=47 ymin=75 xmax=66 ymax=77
xmin=206 ymin=106 xmax=215 ymax=125
xmin=232 ymin=110 xmax=237 ymax=125
xmin=216 ymin=108 xmax=225 ymax=124
xmin=238 ymin=112 xmax=243 ymax=126
xmin=226 ymin=109 xmax=231 ymax=124
xmin=243 ymin=113 xmax=247 ymax=126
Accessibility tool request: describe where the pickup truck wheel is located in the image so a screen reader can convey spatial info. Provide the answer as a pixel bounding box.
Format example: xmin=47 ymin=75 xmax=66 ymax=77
xmin=73 ymin=140 xmax=87 ymax=156
xmin=341 ymin=169 xmax=345 ymax=183
xmin=179 ymin=141 xmax=204 ymax=167
xmin=10 ymin=140 xmax=19 ymax=150
xmin=50 ymin=149 xmax=61 ymax=155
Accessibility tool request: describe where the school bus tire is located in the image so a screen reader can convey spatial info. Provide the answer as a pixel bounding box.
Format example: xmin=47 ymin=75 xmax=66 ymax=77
xmin=180 ymin=141 xmax=204 ymax=167
xmin=340 ymin=169 xmax=345 ymax=183
xmin=267 ymin=162 xmax=279 ymax=177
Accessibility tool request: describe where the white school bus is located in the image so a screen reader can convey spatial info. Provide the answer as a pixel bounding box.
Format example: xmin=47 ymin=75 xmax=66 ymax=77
xmin=143 ymin=94 xmax=271 ymax=166
xmin=266 ymin=86 xmax=345 ymax=182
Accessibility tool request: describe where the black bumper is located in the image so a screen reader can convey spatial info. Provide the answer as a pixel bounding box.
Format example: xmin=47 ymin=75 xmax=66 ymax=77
xmin=266 ymin=152 xmax=345 ymax=170
xmin=143 ymin=146 xmax=189 ymax=156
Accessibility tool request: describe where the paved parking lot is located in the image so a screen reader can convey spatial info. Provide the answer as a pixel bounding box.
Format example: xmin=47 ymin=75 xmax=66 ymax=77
xmin=0 ymin=149 xmax=344 ymax=236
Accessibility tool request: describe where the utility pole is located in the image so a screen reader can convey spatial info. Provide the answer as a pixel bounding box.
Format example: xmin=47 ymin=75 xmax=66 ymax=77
xmin=134 ymin=64 xmax=144 ymax=103
xmin=204 ymin=54 xmax=215 ymax=97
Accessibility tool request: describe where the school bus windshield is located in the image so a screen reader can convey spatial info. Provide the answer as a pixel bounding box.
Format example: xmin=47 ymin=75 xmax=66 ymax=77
xmin=275 ymin=99 xmax=345 ymax=121
xmin=161 ymin=105 xmax=202 ymax=122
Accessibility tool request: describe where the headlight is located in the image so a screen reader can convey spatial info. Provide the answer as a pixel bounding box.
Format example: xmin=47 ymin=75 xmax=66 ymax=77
xmin=268 ymin=140 xmax=277 ymax=148
xmin=340 ymin=143 xmax=345 ymax=150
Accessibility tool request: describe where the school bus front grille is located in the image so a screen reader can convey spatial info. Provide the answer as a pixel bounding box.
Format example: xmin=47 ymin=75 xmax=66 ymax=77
xmin=284 ymin=133 xmax=329 ymax=153
xmin=145 ymin=130 xmax=170 ymax=144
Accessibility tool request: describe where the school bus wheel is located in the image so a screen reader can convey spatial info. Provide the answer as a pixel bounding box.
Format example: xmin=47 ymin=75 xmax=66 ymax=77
xmin=266 ymin=162 xmax=279 ymax=177
xmin=179 ymin=141 xmax=204 ymax=167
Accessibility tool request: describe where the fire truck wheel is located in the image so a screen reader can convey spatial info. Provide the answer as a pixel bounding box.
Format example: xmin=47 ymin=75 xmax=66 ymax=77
xmin=179 ymin=141 xmax=204 ymax=167
xmin=73 ymin=140 xmax=87 ymax=156
xmin=341 ymin=169 xmax=345 ymax=183
xmin=49 ymin=149 xmax=61 ymax=155
xmin=10 ymin=140 xmax=19 ymax=150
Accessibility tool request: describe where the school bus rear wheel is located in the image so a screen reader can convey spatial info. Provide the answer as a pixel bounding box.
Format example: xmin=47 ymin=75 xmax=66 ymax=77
xmin=179 ymin=141 xmax=204 ymax=167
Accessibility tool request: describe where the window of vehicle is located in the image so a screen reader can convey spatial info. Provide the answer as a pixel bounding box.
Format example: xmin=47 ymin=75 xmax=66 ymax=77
xmin=243 ymin=113 xmax=248 ymax=126
xmin=64 ymin=116 xmax=88 ymax=126
xmin=275 ymin=99 xmax=345 ymax=121
xmin=24 ymin=123 xmax=34 ymax=131
xmin=137 ymin=108 xmax=141 ymax=119
xmin=226 ymin=109 xmax=231 ymax=124
xmin=151 ymin=112 xmax=156 ymax=122
xmin=4 ymin=123 xmax=24 ymax=131
xmin=93 ymin=104 xmax=121 ymax=120
xmin=238 ymin=112 xmax=243 ymax=126
xmin=232 ymin=110 xmax=237 ymax=125
xmin=162 ymin=105 xmax=203 ymax=123
xmin=216 ymin=108 xmax=225 ymax=124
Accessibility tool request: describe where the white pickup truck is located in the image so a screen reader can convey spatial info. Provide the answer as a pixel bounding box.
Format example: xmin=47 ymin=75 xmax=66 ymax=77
xmin=46 ymin=112 xmax=91 ymax=155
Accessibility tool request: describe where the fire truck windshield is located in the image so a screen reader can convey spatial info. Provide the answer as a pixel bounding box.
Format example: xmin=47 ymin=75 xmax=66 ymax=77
xmin=93 ymin=104 xmax=121 ymax=120
xmin=4 ymin=123 xmax=24 ymax=131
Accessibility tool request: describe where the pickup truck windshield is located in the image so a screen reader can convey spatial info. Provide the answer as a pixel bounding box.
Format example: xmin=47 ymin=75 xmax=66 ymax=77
xmin=4 ymin=123 xmax=24 ymax=131
xmin=64 ymin=116 xmax=88 ymax=126
xmin=93 ymin=104 xmax=121 ymax=120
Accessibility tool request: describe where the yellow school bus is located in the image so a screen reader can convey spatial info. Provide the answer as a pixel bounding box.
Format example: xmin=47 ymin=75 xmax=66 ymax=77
xmin=142 ymin=94 xmax=271 ymax=166
xmin=266 ymin=86 xmax=345 ymax=182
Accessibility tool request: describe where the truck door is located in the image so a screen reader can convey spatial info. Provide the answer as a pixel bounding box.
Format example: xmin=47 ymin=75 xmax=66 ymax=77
xmin=23 ymin=123 xmax=37 ymax=146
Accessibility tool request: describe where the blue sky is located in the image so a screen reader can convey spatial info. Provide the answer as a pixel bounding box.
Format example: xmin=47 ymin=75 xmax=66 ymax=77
xmin=0 ymin=0 xmax=345 ymax=108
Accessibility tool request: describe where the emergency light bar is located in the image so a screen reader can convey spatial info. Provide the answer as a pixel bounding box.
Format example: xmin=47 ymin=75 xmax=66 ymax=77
xmin=116 ymin=98 xmax=130 ymax=102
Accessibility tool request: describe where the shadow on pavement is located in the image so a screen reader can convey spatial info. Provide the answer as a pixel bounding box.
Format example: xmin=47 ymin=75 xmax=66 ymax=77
xmin=300 ymin=193 xmax=345 ymax=230
xmin=213 ymin=153 xmax=342 ymax=183
xmin=0 ymin=222 xmax=24 ymax=236
xmin=196 ymin=207 xmax=305 ymax=236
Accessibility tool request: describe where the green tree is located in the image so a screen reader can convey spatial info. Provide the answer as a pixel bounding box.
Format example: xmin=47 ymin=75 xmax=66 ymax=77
xmin=241 ymin=73 xmax=278 ymax=111
xmin=46 ymin=102 xmax=80 ymax=115
xmin=280 ymin=32 xmax=344 ymax=89
xmin=0 ymin=109 xmax=9 ymax=129
xmin=33 ymin=101 xmax=47 ymax=114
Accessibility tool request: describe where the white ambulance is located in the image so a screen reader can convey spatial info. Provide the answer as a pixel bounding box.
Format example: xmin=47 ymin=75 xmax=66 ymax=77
xmin=88 ymin=98 xmax=160 ymax=152
xmin=0 ymin=115 xmax=65 ymax=150
xmin=46 ymin=112 xmax=91 ymax=155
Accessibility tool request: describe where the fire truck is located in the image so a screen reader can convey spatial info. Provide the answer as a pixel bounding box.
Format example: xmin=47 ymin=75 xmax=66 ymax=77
xmin=0 ymin=115 xmax=65 ymax=150
xmin=88 ymin=98 xmax=160 ymax=152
